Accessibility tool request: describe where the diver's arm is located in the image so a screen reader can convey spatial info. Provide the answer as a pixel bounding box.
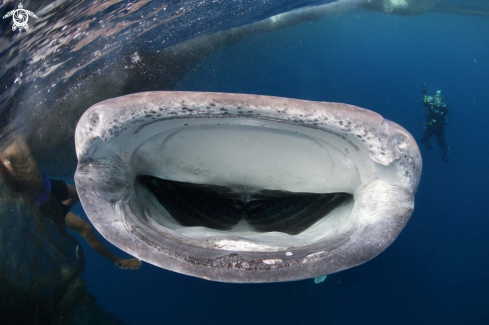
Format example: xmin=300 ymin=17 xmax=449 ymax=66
xmin=0 ymin=136 xmax=44 ymax=200
xmin=0 ymin=159 xmax=21 ymax=192
xmin=0 ymin=157 xmax=45 ymax=201
xmin=422 ymin=84 xmax=431 ymax=107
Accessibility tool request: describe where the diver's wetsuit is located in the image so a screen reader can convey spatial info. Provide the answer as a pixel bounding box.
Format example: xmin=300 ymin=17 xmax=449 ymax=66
xmin=421 ymin=95 xmax=449 ymax=161
xmin=36 ymin=175 xmax=72 ymax=229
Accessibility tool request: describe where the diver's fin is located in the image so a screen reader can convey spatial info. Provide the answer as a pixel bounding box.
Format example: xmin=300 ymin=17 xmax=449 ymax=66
xmin=443 ymin=146 xmax=450 ymax=163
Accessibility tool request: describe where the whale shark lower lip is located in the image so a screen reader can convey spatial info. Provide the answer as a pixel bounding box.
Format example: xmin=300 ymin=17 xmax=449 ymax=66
xmin=74 ymin=91 xmax=422 ymax=283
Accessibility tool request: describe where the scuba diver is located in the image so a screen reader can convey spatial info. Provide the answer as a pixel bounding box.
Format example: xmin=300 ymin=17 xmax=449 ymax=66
xmin=421 ymin=83 xmax=450 ymax=162
xmin=0 ymin=133 xmax=142 ymax=270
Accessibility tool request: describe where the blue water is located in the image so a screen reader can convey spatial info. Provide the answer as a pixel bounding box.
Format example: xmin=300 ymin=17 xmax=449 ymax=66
xmin=2 ymin=0 xmax=489 ymax=323
xmin=62 ymin=10 xmax=489 ymax=325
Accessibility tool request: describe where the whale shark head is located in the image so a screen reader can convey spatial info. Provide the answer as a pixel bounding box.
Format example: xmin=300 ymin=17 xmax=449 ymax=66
xmin=74 ymin=91 xmax=422 ymax=283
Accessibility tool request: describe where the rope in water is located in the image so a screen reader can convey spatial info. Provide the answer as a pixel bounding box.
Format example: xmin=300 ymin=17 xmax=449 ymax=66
xmin=22 ymin=196 xmax=41 ymax=325
xmin=0 ymin=187 xmax=41 ymax=324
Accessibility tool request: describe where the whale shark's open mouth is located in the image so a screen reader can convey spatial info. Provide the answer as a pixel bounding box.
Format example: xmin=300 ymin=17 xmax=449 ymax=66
xmin=138 ymin=175 xmax=353 ymax=236
xmin=131 ymin=122 xmax=356 ymax=248
xmin=75 ymin=91 xmax=421 ymax=283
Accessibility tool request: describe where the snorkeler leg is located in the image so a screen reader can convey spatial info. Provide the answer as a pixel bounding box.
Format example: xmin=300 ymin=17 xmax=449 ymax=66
xmin=65 ymin=212 xmax=142 ymax=270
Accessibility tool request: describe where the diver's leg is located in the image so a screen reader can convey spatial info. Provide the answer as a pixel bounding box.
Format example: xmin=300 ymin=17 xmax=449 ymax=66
xmin=65 ymin=212 xmax=142 ymax=270
xmin=421 ymin=127 xmax=434 ymax=150
xmin=435 ymin=127 xmax=445 ymax=149
xmin=436 ymin=127 xmax=449 ymax=162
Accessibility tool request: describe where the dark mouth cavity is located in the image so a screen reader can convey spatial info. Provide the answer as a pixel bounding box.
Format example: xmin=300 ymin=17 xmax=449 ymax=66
xmin=138 ymin=175 xmax=352 ymax=235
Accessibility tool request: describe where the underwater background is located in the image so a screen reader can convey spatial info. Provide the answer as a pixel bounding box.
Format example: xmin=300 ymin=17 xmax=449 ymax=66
xmin=1 ymin=0 xmax=489 ymax=324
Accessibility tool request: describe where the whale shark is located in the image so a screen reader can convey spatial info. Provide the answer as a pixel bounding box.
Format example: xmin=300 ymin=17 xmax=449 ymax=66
xmin=11 ymin=0 xmax=434 ymax=178
xmin=361 ymin=0 xmax=435 ymax=16
xmin=74 ymin=91 xmax=422 ymax=283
